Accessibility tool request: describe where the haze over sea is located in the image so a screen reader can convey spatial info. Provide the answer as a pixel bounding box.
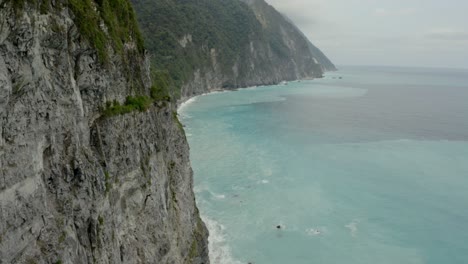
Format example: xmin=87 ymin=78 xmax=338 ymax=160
xmin=179 ymin=66 xmax=468 ymax=264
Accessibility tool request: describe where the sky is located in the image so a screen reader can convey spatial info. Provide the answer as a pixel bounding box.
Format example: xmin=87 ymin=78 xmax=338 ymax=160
xmin=265 ymin=0 xmax=468 ymax=69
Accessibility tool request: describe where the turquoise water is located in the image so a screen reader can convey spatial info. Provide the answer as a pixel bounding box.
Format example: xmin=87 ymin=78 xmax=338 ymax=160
xmin=179 ymin=66 xmax=468 ymax=264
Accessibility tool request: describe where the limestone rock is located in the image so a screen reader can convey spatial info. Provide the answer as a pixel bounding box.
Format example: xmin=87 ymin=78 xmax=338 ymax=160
xmin=0 ymin=2 xmax=208 ymax=263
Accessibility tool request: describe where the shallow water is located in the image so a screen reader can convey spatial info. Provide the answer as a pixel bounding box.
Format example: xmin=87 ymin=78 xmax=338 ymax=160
xmin=179 ymin=66 xmax=468 ymax=264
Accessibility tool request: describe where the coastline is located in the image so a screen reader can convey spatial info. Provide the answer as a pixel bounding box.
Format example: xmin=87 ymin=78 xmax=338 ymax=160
xmin=176 ymin=66 xmax=468 ymax=263
xmin=177 ymin=73 xmax=335 ymax=263
xmin=176 ymin=76 xmax=325 ymax=110
xmin=177 ymin=90 xmax=229 ymax=114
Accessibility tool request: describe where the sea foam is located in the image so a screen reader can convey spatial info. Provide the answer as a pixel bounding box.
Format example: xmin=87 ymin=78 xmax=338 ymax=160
xmin=202 ymin=216 xmax=243 ymax=264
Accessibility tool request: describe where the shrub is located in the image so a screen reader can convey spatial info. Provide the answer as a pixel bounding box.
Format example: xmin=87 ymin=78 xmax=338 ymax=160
xmin=103 ymin=96 xmax=153 ymax=117
xmin=68 ymin=0 xmax=144 ymax=63
xmin=150 ymin=71 xmax=172 ymax=101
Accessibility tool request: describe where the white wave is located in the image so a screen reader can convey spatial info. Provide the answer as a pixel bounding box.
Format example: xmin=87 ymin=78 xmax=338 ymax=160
xmin=345 ymin=220 xmax=359 ymax=237
xmin=178 ymin=90 xmax=232 ymax=116
xmin=177 ymin=96 xmax=198 ymax=116
xmin=306 ymin=227 xmax=327 ymax=236
xmin=243 ymin=85 xmax=261 ymax=90
xmin=258 ymin=179 xmax=269 ymax=184
xmin=204 ymin=90 xmax=229 ymax=95
xmin=202 ymin=216 xmax=243 ymax=264
xmin=211 ymin=192 xmax=226 ymax=200
xmin=306 ymin=228 xmax=321 ymax=236
xmin=193 ymin=184 xmax=209 ymax=194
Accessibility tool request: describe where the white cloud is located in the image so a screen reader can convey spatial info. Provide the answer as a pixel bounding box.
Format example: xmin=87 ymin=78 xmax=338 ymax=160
xmin=373 ymin=7 xmax=416 ymax=17
xmin=426 ymin=28 xmax=468 ymax=40
xmin=374 ymin=8 xmax=388 ymax=16
xmin=265 ymin=0 xmax=468 ymax=68
xmin=398 ymin=8 xmax=416 ymax=15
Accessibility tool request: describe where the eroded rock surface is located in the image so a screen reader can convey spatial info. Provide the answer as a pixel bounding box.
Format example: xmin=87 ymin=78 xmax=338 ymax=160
xmin=0 ymin=2 xmax=208 ymax=263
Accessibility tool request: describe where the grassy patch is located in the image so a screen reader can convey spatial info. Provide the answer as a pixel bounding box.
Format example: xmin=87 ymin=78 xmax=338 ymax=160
xmin=102 ymin=71 xmax=177 ymax=117
xmin=58 ymin=231 xmax=66 ymax=244
xmin=172 ymin=112 xmax=184 ymax=131
xmin=150 ymin=71 xmax=172 ymax=101
xmin=104 ymin=171 xmax=112 ymax=194
xmin=25 ymin=258 xmax=37 ymax=264
xmin=103 ymin=96 xmax=152 ymax=117
xmin=9 ymin=0 xmax=144 ymax=63
xmin=189 ymin=239 xmax=198 ymax=259
xmin=11 ymin=0 xmax=25 ymax=15
xmin=12 ymin=77 xmax=26 ymax=96
xmin=188 ymin=217 xmax=206 ymax=260
xmin=68 ymin=0 xmax=110 ymax=62
xmin=171 ymin=188 xmax=178 ymax=204
xmin=39 ymin=0 xmax=51 ymax=14
xmin=67 ymin=0 xmax=144 ymax=63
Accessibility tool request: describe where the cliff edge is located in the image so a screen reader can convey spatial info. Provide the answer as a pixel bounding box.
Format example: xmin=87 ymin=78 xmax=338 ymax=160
xmin=0 ymin=0 xmax=208 ymax=263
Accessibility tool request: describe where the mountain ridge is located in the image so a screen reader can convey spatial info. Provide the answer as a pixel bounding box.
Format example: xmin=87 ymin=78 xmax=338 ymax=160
xmin=280 ymin=13 xmax=337 ymax=71
xmin=131 ymin=0 xmax=335 ymax=101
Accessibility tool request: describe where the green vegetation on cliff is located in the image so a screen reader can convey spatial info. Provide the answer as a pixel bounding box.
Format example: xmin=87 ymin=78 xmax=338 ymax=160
xmin=103 ymin=96 xmax=152 ymax=116
xmin=132 ymin=0 xmax=262 ymax=87
xmin=69 ymin=0 xmax=145 ymax=62
xmin=131 ymin=0 xmax=331 ymax=99
xmin=8 ymin=0 xmax=145 ymax=63
xmin=102 ymin=70 xmax=173 ymax=117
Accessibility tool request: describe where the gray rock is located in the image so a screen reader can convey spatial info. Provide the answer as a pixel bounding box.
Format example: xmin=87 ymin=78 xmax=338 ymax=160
xmin=0 ymin=3 xmax=208 ymax=264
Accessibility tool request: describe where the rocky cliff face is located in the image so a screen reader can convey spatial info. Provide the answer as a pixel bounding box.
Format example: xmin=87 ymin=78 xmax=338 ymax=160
xmin=0 ymin=1 xmax=208 ymax=263
xmin=131 ymin=0 xmax=334 ymax=101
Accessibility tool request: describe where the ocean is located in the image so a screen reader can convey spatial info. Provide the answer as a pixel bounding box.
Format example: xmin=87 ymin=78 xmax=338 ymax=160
xmin=178 ymin=66 xmax=468 ymax=264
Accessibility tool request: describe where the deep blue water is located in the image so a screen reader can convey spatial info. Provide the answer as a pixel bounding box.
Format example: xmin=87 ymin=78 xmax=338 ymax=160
xmin=179 ymin=66 xmax=468 ymax=264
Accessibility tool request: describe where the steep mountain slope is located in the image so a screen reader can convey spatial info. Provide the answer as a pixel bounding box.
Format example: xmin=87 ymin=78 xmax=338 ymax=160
xmin=306 ymin=39 xmax=337 ymax=71
xmin=0 ymin=0 xmax=207 ymax=263
xmin=281 ymin=14 xmax=337 ymax=71
xmin=131 ymin=0 xmax=333 ymax=100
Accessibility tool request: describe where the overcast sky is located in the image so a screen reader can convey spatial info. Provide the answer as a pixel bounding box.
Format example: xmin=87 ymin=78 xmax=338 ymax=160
xmin=265 ymin=0 xmax=468 ymax=69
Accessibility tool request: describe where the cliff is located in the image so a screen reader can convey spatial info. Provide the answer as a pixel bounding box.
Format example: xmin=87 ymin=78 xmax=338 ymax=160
xmin=131 ymin=0 xmax=335 ymax=100
xmin=0 ymin=0 xmax=208 ymax=263
xmin=1 ymin=0 xmax=335 ymax=263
